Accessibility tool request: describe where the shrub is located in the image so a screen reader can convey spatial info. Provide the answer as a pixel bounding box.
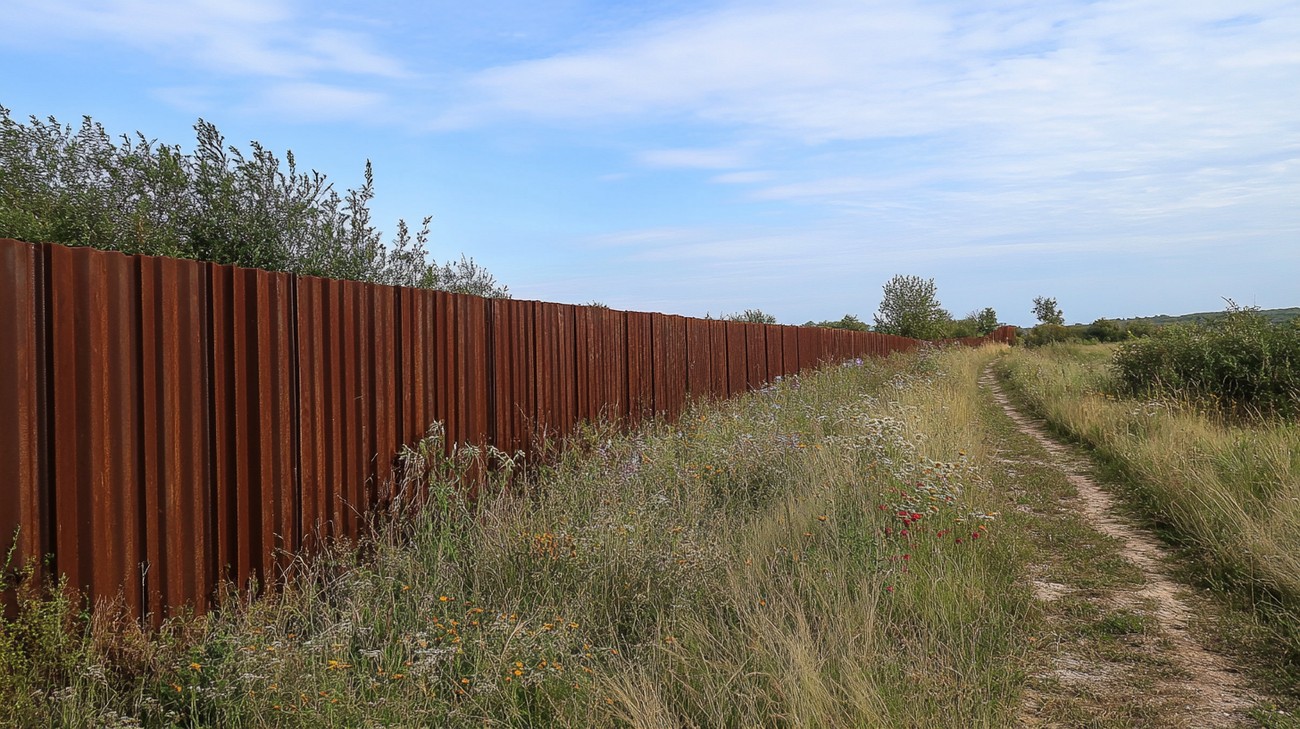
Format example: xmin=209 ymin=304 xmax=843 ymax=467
xmin=1022 ymin=323 xmax=1074 ymax=347
xmin=1111 ymin=305 xmax=1300 ymax=417
xmin=1082 ymin=318 xmax=1153 ymax=343
xmin=0 ymin=107 xmax=507 ymax=297
xmin=725 ymin=309 xmax=778 ymax=324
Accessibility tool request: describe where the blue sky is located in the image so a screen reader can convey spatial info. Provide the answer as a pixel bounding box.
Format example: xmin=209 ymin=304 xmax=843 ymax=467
xmin=3 ymin=0 xmax=1297 ymax=326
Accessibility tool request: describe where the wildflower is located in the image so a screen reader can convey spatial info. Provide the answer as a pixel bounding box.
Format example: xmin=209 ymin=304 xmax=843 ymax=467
xmin=189 ymin=662 xmax=202 ymax=672
xmin=439 ymin=595 xmax=451 ymax=602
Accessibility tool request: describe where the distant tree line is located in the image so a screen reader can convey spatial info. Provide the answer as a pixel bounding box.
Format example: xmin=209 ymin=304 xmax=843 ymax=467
xmin=0 ymin=106 xmax=508 ymax=297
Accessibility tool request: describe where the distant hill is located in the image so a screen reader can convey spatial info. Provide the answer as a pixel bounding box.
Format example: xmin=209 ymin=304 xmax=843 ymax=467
xmin=1115 ymin=307 xmax=1300 ymax=327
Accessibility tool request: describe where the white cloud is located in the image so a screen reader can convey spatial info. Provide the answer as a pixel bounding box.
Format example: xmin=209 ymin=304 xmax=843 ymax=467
xmin=445 ymin=0 xmax=1300 ymax=210
xmin=245 ymin=82 xmax=387 ymax=121
xmin=710 ymin=171 xmax=775 ymax=184
xmin=637 ymin=147 xmax=749 ymax=169
xmin=6 ymin=0 xmax=408 ymax=80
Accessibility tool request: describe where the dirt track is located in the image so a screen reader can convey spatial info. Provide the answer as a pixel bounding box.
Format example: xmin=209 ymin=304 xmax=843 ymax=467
xmin=983 ymin=366 xmax=1257 ymax=727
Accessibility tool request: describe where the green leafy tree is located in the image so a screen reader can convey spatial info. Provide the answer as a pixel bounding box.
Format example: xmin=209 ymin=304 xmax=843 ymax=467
xmin=726 ymin=309 xmax=778 ymax=324
xmin=939 ymin=313 xmax=978 ymax=339
xmin=873 ymin=275 xmax=948 ymax=339
xmin=973 ymin=307 xmax=1000 ymax=335
xmin=0 ymin=107 xmax=508 ymax=297
xmin=1032 ymin=296 xmax=1064 ymax=325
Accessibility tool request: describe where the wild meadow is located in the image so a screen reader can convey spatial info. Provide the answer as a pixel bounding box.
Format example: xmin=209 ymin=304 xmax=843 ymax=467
xmin=1 ymin=345 xmax=1041 ymax=728
xmin=997 ymin=342 xmax=1300 ymax=676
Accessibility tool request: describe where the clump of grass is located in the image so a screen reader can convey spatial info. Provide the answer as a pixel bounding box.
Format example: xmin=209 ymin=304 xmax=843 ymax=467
xmin=998 ymin=344 xmax=1300 ymax=668
xmin=2 ymin=345 xmax=1030 ymax=727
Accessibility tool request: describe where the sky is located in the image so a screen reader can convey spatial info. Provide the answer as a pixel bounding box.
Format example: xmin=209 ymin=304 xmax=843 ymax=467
xmin=2 ymin=0 xmax=1297 ymax=327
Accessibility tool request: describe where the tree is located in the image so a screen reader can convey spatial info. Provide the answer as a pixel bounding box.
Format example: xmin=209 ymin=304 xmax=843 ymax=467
xmin=873 ymin=275 xmax=947 ymax=339
xmin=0 ymin=107 xmax=509 ymax=297
xmin=1032 ymin=296 xmax=1064 ymax=325
xmin=726 ymin=309 xmax=778 ymax=324
xmin=972 ymin=307 xmax=1000 ymax=335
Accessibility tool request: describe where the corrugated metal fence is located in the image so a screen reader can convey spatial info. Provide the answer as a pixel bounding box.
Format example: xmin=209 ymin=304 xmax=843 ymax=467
xmin=0 ymin=238 xmax=1015 ymax=620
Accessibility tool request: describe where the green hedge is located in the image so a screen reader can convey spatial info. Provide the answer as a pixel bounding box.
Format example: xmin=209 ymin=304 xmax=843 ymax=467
xmin=1112 ymin=307 xmax=1300 ymax=417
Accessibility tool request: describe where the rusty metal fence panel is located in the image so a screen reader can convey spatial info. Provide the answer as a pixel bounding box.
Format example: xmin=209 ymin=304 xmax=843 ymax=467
xmin=742 ymin=323 xmax=764 ymax=389
xmin=724 ymin=321 xmax=747 ymax=397
xmin=491 ymin=298 xmax=535 ymax=455
xmin=684 ymin=317 xmax=711 ymax=398
xmin=781 ymin=325 xmax=799 ymax=377
xmin=46 ymin=244 xmax=145 ymax=616
xmin=0 ymin=239 xmax=46 ymax=613
xmin=138 ymin=255 xmax=215 ymax=617
xmin=626 ymin=311 xmax=653 ymax=422
xmin=707 ymin=319 xmax=729 ymax=398
xmin=765 ymin=324 xmax=783 ymax=380
xmin=656 ymin=315 xmax=688 ymax=420
xmin=211 ymin=264 xmax=297 ymax=594
xmin=533 ymin=301 xmax=578 ymax=440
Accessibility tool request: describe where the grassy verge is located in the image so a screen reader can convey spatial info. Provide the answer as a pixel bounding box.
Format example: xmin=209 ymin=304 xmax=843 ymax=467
xmin=3 ymin=345 xmax=1040 ymax=728
xmin=996 ymin=343 xmax=1300 ymax=711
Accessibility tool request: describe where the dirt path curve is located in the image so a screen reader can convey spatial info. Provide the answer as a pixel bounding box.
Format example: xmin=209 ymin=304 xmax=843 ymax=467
xmin=982 ymin=366 xmax=1257 ymax=727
